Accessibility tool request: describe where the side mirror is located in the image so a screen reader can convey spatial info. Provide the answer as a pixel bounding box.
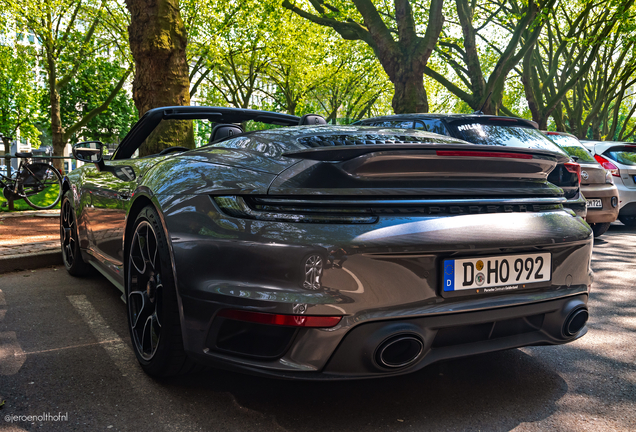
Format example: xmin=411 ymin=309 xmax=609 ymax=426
xmin=73 ymin=141 xmax=105 ymax=171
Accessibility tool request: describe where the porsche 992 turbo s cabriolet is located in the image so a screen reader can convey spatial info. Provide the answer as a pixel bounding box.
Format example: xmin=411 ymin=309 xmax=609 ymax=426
xmin=61 ymin=106 xmax=593 ymax=379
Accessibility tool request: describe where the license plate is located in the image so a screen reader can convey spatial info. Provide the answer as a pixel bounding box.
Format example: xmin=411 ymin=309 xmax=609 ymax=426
xmin=586 ymin=199 xmax=602 ymax=209
xmin=443 ymin=253 xmax=551 ymax=295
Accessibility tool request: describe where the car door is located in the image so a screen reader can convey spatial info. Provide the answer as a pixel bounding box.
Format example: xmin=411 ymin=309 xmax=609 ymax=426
xmin=82 ymin=159 xmax=139 ymax=276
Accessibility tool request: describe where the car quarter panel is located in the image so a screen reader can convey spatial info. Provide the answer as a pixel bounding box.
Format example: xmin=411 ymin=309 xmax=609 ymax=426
xmin=142 ymin=156 xmax=278 ymax=196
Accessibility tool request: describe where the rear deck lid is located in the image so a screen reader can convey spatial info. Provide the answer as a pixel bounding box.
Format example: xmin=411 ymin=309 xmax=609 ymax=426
xmin=272 ymin=127 xmax=566 ymax=199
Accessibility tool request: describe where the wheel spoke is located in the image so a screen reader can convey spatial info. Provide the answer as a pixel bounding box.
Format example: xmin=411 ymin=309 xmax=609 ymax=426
xmin=147 ymin=229 xmax=158 ymax=270
xmin=154 ymin=283 xmax=163 ymax=327
xmin=149 ymin=314 xmax=160 ymax=354
xmin=130 ymin=232 xmax=146 ymax=274
xmin=128 ymin=290 xmax=148 ymax=330
xmin=141 ymin=316 xmax=151 ymax=354
xmin=62 ymin=202 xmax=69 ymax=224
xmin=65 ymin=245 xmax=73 ymax=264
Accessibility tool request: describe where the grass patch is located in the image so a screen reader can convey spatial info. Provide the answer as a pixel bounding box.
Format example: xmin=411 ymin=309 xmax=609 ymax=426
xmin=0 ymin=184 xmax=61 ymax=212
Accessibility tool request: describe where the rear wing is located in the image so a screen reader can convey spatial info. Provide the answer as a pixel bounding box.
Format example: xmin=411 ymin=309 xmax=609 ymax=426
xmin=283 ymin=143 xmax=570 ymax=164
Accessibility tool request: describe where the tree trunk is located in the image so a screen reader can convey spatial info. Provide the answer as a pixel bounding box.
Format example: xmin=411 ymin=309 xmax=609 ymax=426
xmin=126 ymin=0 xmax=192 ymax=155
xmin=391 ymin=71 xmax=428 ymax=114
xmin=282 ymin=0 xmax=443 ymax=116
xmin=553 ymin=105 xmax=566 ymax=132
xmin=46 ymin=50 xmax=66 ymax=174
xmin=50 ymin=90 xmax=65 ymax=173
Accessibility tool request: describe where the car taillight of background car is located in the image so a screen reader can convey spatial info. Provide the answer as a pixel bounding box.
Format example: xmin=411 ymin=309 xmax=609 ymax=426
xmin=594 ymin=154 xmax=620 ymax=177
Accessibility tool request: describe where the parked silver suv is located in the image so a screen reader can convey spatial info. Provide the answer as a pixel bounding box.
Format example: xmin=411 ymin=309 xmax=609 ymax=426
xmin=581 ymin=140 xmax=636 ymax=226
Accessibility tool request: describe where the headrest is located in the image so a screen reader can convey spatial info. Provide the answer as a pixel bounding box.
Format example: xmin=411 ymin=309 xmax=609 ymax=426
xmin=298 ymin=114 xmax=327 ymax=126
xmin=210 ymin=124 xmax=244 ymax=143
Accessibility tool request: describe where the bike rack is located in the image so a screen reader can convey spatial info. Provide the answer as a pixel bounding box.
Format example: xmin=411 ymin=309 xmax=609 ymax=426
xmin=2 ymin=155 xmax=75 ymax=211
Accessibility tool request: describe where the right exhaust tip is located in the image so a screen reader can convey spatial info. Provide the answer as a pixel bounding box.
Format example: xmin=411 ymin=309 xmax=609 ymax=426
xmin=376 ymin=334 xmax=424 ymax=369
xmin=563 ymin=307 xmax=589 ymax=337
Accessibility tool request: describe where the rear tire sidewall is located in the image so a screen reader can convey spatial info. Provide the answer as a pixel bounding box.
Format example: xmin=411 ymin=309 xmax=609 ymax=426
xmin=60 ymin=191 xmax=90 ymax=276
xmin=590 ymin=222 xmax=611 ymax=237
xmin=618 ymin=215 xmax=636 ymax=227
xmin=23 ymin=163 xmax=63 ymax=210
xmin=126 ymin=205 xmax=182 ymax=376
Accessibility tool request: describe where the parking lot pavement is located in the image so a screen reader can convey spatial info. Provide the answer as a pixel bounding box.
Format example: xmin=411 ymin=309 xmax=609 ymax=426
xmin=0 ymin=224 xmax=635 ymax=431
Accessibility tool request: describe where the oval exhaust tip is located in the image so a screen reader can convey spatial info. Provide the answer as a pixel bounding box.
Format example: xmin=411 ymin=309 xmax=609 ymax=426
xmin=376 ymin=334 xmax=424 ymax=369
xmin=564 ymin=308 xmax=589 ymax=337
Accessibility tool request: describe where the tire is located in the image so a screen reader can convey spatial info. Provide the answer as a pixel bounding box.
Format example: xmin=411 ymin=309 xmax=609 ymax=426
xmin=590 ymin=222 xmax=611 ymax=237
xmin=22 ymin=163 xmax=63 ymax=210
xmin=126 ymin=205 xmax=199 ymax=377
xmin=60 ymin=191 xmax=91 ymax=276
xmin=618 ymin=215 xmax=636 ymax=226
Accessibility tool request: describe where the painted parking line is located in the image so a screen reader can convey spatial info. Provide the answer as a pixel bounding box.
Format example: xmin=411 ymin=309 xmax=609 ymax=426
xmin=66 ymin=295 xmax=133 ymax=373
xmin=0 ymin=289 xmax=26 ymax=376
xmin=66 ymin=294 xmax=194 ymax=431
xmin=0 ymin=331 xmax=27 ymax=376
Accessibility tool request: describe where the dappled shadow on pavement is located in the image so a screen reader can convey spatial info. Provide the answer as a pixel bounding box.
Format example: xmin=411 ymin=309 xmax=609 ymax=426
xmin=154 ymin=223 xmax=636 ymax=431
xmin=162 ymin=349 xmax=566 ymax=431
xmin=514 ymin=221 xmax=636 ymax=430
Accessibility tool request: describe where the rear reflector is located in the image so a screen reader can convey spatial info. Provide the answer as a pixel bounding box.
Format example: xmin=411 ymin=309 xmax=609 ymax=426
xmin=217 ymin=309 xmax=342 ymax=328
xmin=594 ymin=154 xmax=620 ymax=177
xmin=436 ymin=150 xmax=533 ymax=159
xmin=564 ymin=162 xmax=582 ymax=184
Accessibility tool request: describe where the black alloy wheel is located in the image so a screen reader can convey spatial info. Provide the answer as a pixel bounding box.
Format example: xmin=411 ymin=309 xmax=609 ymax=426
xmin=60 ymin=192 xmax=90 ymax=275
xmin=128 ymin=220 xmax=163 ymax=361
xmin=126 ymin=205 xmax=200 ymax=376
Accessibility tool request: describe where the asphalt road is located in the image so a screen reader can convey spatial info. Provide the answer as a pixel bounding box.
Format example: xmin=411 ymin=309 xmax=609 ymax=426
xmin=1 ymin=224 xmax=635 ymax=431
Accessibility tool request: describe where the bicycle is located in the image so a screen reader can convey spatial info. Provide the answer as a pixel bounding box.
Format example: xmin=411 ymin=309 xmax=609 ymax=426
xmin=0 ymin=152 xmax=63 ymax=210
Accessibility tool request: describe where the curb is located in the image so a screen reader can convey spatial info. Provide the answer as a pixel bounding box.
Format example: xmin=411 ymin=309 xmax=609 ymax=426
xmin=0 ymin=250 xmax=63 ymax=274
xmin=0 ymin=210 xmax=60 ymax=219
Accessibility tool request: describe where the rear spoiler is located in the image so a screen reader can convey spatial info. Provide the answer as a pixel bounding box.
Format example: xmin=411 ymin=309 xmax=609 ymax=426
xmin=282 ymin=144 xmax=570 ymax=163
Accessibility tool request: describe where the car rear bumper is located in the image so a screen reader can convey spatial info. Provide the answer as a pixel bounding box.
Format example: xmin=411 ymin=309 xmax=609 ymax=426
xmin=565 ymin=193 xmax=587 ymax=219
xmin=581 ymin=183 xmax=619 ymax=223
xmin=161 ymin=195 xmax=594 ymax=379
xmin=181 ymin=292 xmax=589 ymax=380
xmin=614 ymin=177 xmax=636 ymax=213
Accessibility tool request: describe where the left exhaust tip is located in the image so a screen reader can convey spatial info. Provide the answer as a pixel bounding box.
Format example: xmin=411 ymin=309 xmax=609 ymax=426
xmin=375 ymin=334 xmax=424 ymax=369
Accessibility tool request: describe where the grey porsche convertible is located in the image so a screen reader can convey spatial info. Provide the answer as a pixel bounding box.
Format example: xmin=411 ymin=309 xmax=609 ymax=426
xmin=62 ymin=106 xmax=593 ymax=379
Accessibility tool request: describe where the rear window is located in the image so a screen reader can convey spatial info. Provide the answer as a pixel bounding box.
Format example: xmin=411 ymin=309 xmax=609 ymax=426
xmin=449 ymin=122 xmax=567 ymax=155
xmin=546 ymin=134 xmax=596 ymax=163
xmin=605 ymin=146 xmax=636 ymax=165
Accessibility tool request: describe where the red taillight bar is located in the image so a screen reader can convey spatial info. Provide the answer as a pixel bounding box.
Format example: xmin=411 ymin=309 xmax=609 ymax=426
xmin=594 ymin=154 xmax=620 ymax=177
xmin=564 ymin=162 xmax=581 ymax=185
xmin=436 ymin=150 xmax=533 ymax=159
xmin=217 ymin=309 xmax=342 ymax=328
